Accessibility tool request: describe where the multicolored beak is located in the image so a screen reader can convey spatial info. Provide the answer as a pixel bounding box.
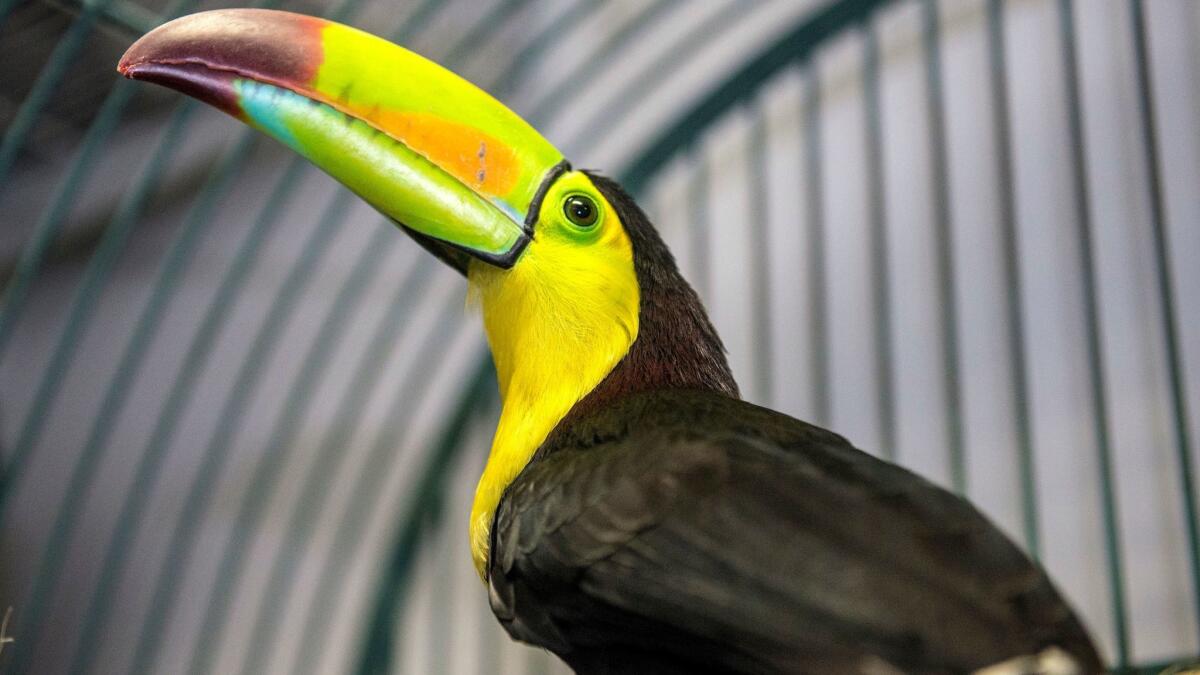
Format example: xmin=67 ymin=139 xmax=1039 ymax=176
xmin=118 ymin=8 xmax=567 ymax=269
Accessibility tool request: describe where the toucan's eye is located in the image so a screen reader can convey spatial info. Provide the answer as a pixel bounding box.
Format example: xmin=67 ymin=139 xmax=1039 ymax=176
xmin=563 ymin=194 xmax=598 ymax=228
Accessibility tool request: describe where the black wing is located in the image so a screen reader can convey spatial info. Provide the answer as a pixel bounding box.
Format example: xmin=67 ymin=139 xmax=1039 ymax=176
xmin=488 ymin=391 xmax=1101 ymax=675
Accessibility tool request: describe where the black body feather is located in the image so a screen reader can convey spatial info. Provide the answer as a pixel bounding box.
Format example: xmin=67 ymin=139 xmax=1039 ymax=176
xmin=486 ymin=176 xmax=1102 ymax=674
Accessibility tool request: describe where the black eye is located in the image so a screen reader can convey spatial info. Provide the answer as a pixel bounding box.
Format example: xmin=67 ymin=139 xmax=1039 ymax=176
xmin=563 ymin=194 xmax=598 ymax=228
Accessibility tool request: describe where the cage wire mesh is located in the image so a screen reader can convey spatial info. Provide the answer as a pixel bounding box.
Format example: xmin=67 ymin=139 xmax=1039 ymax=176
xmin=1 ymin=0 xmax=1198 ymax=673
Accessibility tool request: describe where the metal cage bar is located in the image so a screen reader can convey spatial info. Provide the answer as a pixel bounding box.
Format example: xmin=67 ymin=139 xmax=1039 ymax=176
xmin=920 ymin=0 xmax=966 ymax=494
xmin=747 ymin=99 xmax=774 ymax=405
xmin=293 ymin=305 xmax=470 ymax=675
xmin=355 ymin=359 xmax=497 ymax=675
xmin=686 ymin=149 xmax=712 ymax=302
xmin=1056 ymin=0 xmax=1131 ymax=667
xmin=862 ymin=18 xmax=896 ymax=460
xmin=0 ymin=0 xmax=119 ymax=184
xmin=1128 ymin=0 xmax=1200 ymax=651
xmin=802 ymin=61 xmax=832 ymax=427
xmin=984 ymin=0 xmax=1040 ymax=560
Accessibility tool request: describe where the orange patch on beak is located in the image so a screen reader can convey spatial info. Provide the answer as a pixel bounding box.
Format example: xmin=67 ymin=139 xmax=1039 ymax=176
xmin=345 ymin=108 xmax=522 ymax=200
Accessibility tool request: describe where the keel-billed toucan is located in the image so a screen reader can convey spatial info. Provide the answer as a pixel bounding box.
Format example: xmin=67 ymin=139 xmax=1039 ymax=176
xmin=119 ymin=10 xmax=1103 ymax=674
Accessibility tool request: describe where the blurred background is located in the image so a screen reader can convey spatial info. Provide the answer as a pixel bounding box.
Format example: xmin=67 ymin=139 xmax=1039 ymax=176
xmin=1 ymin=0 xmax=1198 ymax=672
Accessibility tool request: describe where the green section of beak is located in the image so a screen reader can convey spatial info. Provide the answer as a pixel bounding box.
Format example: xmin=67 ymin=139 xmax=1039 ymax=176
xmin=235 ymin=78 xmax=534 ymax=265
xmin=118 ymin=9 xmax=567 ymax=267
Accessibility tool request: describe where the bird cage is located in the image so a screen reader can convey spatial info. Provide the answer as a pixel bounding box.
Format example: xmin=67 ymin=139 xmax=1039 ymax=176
xmin=1 ymin=0 xmax=1197 ymax=673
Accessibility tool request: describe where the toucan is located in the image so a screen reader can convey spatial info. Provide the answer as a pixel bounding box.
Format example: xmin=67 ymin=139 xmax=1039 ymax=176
xmin=119 ymin=9 xmax=1103 ymax=674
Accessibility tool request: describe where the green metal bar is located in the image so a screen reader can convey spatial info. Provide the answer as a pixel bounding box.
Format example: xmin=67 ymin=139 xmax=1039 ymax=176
xmin=0 ymin=0 xmax=117 ymax=185
xmin=397 ymin=509 xmax=445 ymax=675
xmin=393 ymin=509 xmax=448 ymax=674
xmin=985 ymin=0 xmax=1039 ymax=558
xmin=175 ymin=207 xmax=390 ymax=675
xmin=60 ymin=95 xmax=328 ymax=675
xmin=73 ymin=183 xmax=341 ymax=675
xmin=0 ymin=0 xmax=202 ymax=414
xmin=608 ymin=0 xmax=905 ymax=428
xmin=523 ymin=0 xmax=680 ymax=126
xmin=803 ymin=64 xmax=831 ymax=426
xmin=0 ymin=80 xmax=136 ymax=358
xmin=59 ymin=0 xmax=159 ymax=34
xmin=862 ymin=20 xmax=896 ymax=460
xmin=17 ymin=0 xmax=549 ymax=666
xmin=95 ymin=0 xmax=157 ymax=35
xmin=2 ymin=100 xmax=197 ymax=672
xmin=747 ymin=100 xmax=773 ymax=405
xmin=571 ymin=0 xmax=746 ymax=157
xmin=0 ymin=100 xmax=197 ymax=513
xmin=921 ymin=0 xmax=966 ymax=494
xmin=490 ymin=0 xmax=600 ymax=100
xmin=1130 ymin=0 xmax=1200 ymax=648
xmin=0 ymin=97 xmax=192 ymax=643
xmin=291 ymin=311 xmax=468 ymax=675
xmin=354 ymin=358 xmax=496 ymax=675
xmin=439 ymin=0 xmax=535 ymax=73
xmin=686 ymin=149 xmax=711 ymax=303
xmin=0 ymin=6 xmax=191 ymax=364
xmin=56 ymin=1 xmax=438 ymax=672
xmin=429 ymin=507 xmax=454 ymax=675
xmin=235 ymin=257 xmax=434 ymax=675
xmin=11 ymin=0 xmax=303 ymax=664
xmin=26 ymin=150 xmax=299 ymax=670
xmin=0 ymin=6 xmax=211 ymax=668
xmin=1125 ymin=656 xmax=1200 ymax=674
xmin=621 ymin=0 xmax=899 ymax=194
xmin=58 ymin=132 xmax=262 ymax=672
xmin=1058 ymin=0 xmax=1131 ymax=668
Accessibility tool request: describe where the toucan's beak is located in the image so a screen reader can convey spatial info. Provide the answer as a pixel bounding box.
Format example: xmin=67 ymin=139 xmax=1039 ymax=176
xmin=118 ymin=8 xmax=566 ymax=269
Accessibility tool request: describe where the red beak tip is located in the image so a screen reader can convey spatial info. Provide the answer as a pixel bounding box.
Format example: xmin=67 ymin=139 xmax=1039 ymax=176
xmin=117 ymin=60 xmax=148 ymax=79
xmin=117 ymin=46 xmax=149 ymax=77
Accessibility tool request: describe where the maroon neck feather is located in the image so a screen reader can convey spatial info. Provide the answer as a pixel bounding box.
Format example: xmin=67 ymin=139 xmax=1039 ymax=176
xmin=560 ymin=174 xmax=740 ymax=424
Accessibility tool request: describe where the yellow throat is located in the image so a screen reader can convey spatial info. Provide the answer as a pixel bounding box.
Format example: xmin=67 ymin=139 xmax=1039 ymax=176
xmin=466 ymin=172 xmax=639 ymax=578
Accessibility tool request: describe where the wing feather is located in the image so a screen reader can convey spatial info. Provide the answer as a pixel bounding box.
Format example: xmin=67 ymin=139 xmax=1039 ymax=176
xmin=490 ymin=392 xmax=1101 ymax=674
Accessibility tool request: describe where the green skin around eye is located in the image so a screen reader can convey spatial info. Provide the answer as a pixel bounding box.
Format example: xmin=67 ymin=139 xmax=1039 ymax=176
xmin=538 ymin=174 xmax=608 ymax=243
xmin=563 ymin=195 xmax=599 ymax=230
